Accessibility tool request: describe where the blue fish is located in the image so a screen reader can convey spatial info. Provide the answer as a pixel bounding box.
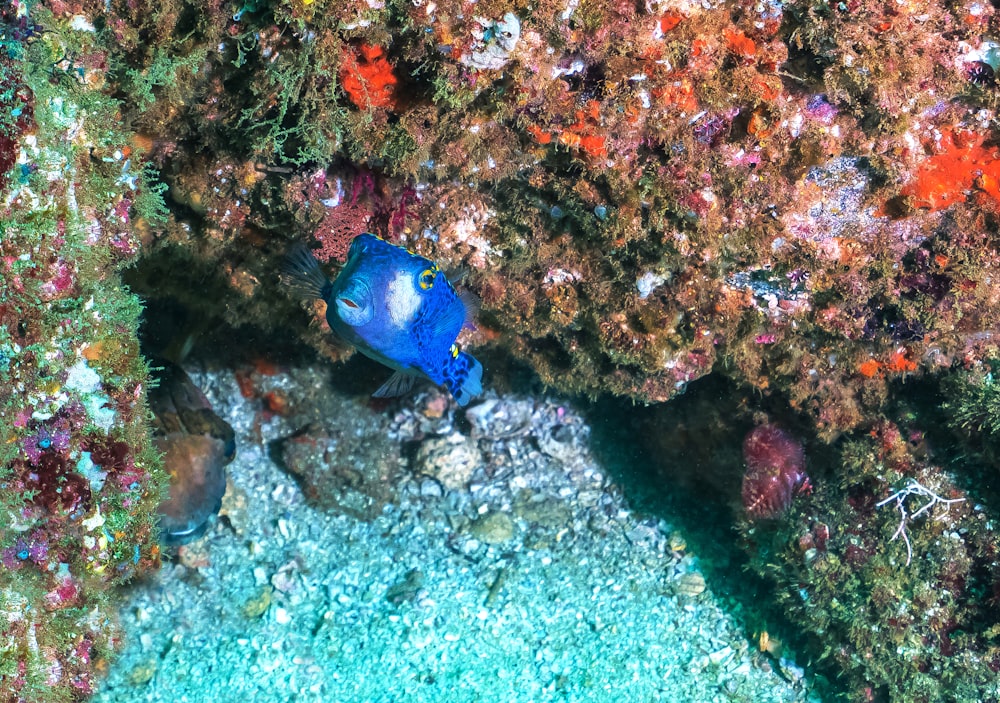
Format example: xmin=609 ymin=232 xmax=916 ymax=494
xmin=282 ymin=234 xmax=484 ymax=406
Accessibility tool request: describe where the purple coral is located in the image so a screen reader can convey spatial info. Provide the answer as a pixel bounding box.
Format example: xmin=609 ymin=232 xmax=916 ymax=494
xmin=741 ymin=424 xmax=811 ymax=520
xmin=31 ymin=452 xmax=92 ymax=517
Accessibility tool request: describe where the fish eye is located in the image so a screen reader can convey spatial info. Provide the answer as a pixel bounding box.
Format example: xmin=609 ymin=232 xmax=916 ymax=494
xmin=418 ymin=268 xmax=436 ymax=290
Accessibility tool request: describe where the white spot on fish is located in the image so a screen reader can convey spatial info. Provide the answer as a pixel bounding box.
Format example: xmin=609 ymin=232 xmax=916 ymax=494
xmin=385 ymin=270 xmax=422 ymax=329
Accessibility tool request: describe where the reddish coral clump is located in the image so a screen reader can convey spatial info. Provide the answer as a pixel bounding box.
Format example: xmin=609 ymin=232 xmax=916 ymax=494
xmin=558 ymin=101 xmax=607 ymax=159
xmin=724 ymin=27 xmax=757 ymax=61
xmin=234 ymin=367 xmax=257 ymax=399
xmin=31 ymin=452 xmax=92 ymax=517
xmin=652 ymin=77 xmax=698 ymax=114
xmin=339 ymin=43 xmax=399 ymax=111
xmin=527 ymin=102 xmax=608 ymax=159
xmin=85 ymin=438 xmax=133 ymax=473
xmin=741 ymin=424 xmax=811 ymax=520
xmin=527 ymin=123 xmax=553 ymax=145
xmin=263 ymin=389 xmax=290 ymax=415
xmin=902 ymin=129 xmax=1000 ymax=210
xmin=314 ymin=202 xmax=369 ymax=262
xmin=657 ymin=11 xmax=683 ymax=34
xmin=885 ymin=348 xmax=917 ymax=374
xmin=858 ymin=358 xmax=882 ymax=378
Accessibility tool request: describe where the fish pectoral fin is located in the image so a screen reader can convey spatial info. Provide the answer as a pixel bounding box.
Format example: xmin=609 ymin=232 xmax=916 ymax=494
xmin=426 ymin=291 xmax=470 ymax=340
xmin=458 ymin=289 xmax=481 ymax=328
xmin=372 ymin=371 xmax=420 ymax=399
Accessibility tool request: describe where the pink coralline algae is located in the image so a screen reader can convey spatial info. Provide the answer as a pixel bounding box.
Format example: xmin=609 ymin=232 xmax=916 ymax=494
xmin=741 ymin=424 xmax=811 ymax=520
xmin=1 ymin=531 xmax=48 ymax=571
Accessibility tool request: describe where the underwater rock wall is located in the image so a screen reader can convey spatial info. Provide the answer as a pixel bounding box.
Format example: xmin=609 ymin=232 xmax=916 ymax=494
xmin=5 ymin=0 xmax=1000 ymax=701
xmin=637 ymin=381 xmax=1000 ymax=703
xmin=95 ymin=0 xmax=1000 ymax=439
xmin=0 ymin=4 xmax=165 ymax=700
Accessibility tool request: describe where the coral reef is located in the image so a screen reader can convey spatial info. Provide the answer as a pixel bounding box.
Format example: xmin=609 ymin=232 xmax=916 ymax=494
xmin=744 ymin=428 xmax=1000 ymax=703
xmin=0 ymin=3 xmax=165 ymax=700
xmin=6 ymin=0 xmax=1000 ymax=699
xmin=85 ymin=0 xmax=1000 ymax=437
xmin=636 ymin=380 xmax=1000 ymax=702
xmin=83 ymin=0 xmax=1000 ymax=696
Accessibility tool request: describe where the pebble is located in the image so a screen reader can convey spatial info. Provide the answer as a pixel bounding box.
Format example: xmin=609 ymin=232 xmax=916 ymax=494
xmin=709 ymin=645 xmax=733 ymax=665
xmin=414 ymin=432 xmax=481 ymax=490
xmin=537 ymin=423 xmax=581 ymax=464
xmin=219 ymin=480 xmax=249 ymax=535
xmin=469 ymin=511 xmax=515 ymax=544
xmin=419 ymin=478 xmax=443 ymax=498
xmin=242 ymin=587 xmax=272 ymax=618
xmin=514 ymin=493 xmax=571 ymax=528
xmin=128 ymin=661 xmax=156 ymax=686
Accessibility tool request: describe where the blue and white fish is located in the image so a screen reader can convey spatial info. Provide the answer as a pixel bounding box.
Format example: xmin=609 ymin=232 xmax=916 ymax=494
xmin=282 ymin=234 xmax=483 ymax=406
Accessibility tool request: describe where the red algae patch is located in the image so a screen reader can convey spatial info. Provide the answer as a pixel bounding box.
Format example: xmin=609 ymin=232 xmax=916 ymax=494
xmin=339 ymin=43 xmax=399 ymax=111
xmin=902 ymin=129 xmax=1000 ymax=210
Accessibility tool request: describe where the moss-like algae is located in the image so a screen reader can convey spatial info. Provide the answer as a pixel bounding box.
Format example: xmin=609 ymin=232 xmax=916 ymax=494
xmin=743 ymin=433 xmax=1000 ymax=703
xmin=0 ymin=4 xmax=167 ymax=700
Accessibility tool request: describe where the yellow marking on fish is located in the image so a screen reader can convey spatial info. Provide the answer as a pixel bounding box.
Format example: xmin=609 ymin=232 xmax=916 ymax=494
xmin=451 ymin=343 xmax=459 ymax=358
xmin=419 ymin=268 xmax=437 ymax=290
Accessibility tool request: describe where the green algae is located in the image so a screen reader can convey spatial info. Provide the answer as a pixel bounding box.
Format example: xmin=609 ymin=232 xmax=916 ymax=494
xmin=0 ymin=4 xmax=168 ymax=699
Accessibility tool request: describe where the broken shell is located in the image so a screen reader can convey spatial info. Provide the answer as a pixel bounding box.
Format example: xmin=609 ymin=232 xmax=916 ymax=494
xmin=676 ymin=572 xmax=706 ymax=596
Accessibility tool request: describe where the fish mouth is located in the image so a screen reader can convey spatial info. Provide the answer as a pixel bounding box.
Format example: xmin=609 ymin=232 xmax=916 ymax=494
xmin=334 ymin=278 xmax=374 ymax=326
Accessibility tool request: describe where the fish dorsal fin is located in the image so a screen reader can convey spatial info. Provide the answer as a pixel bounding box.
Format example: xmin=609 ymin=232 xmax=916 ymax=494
xmin=439 ymin=267 xmax=479 ymax=327
xmin=458 ymin=289 xmax=480 ymax=329
xmin=372 ymin=370 xmax=420 ymax=399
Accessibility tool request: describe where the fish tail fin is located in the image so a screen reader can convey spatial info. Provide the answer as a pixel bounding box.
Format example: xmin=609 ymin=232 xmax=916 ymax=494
xmin=445 ymin=352 xmax=483 ymax=407
xmin=280 ymin=243 xmax=330 ymax=300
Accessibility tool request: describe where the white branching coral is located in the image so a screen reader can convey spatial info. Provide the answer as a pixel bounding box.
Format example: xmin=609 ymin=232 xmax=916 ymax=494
xmin=876 ymin=479 xmax=965 ymax=567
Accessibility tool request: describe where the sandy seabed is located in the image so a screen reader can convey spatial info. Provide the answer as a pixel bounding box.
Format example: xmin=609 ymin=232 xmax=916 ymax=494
xmin=95 ymin=363 xmax=816 ymax=703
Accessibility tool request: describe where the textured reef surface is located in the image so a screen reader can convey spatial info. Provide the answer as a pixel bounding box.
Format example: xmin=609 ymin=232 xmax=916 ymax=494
xmin=0 ymin=3 xmax=166 ymax=700
xmin=6 ymin=0 xmax=1000 ymax=700
xmin=103 ymin=0 xmax=1000 ymax=424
